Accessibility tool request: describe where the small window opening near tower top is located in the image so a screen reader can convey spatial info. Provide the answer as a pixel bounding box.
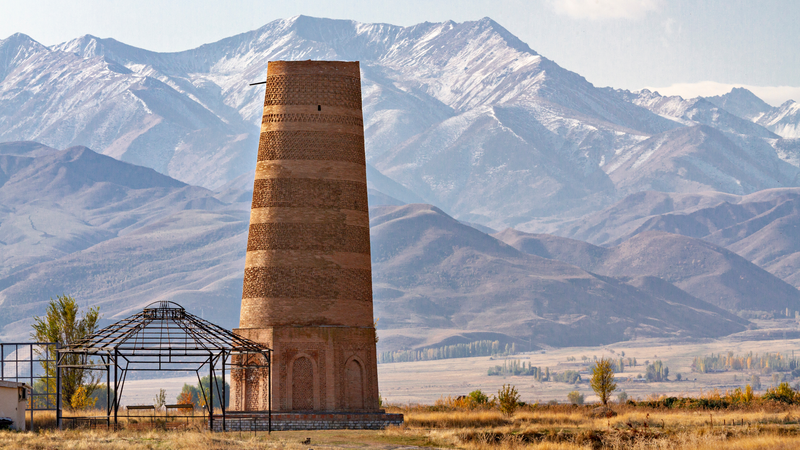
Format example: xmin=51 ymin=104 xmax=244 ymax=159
xmin=318 ymin=105 xmax=321 ymax=111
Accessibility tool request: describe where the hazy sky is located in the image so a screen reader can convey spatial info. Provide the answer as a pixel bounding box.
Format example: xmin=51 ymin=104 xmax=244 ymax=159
xmin=2 ymin=0 xmax=798 ymax=105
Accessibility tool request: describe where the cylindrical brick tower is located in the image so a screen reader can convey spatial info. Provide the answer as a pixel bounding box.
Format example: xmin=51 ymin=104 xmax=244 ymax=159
xmin=232 ymin=60 xmax=379 ymax=413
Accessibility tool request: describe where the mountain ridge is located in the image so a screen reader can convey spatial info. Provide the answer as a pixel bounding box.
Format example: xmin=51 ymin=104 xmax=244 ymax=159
xmin=3 ymin=17 xmax=800 ymax=349
xmin=0 ymin=141 xmax=767 ymax=350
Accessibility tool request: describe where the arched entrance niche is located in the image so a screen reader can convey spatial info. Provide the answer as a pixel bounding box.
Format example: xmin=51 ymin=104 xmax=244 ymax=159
xmin=344 ymin=357 xmax=365 ymax=410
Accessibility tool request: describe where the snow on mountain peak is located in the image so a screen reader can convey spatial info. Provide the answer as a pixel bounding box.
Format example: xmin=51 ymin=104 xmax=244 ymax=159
xmin=0 ymin=33 xmax=48 ymax=81
xmin=53 ymin=34 xmax=103 ymax=57
xmin=1 ymin=15 xmax=798 ymax=226
xmin=705 ymin=87 xmax=773 ymax=121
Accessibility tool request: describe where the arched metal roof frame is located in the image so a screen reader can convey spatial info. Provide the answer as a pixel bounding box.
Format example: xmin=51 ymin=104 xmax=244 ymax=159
xmin=56 ymin=301 xmax=271 ymax=431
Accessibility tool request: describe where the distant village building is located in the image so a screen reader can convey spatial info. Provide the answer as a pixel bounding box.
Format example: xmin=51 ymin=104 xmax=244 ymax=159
xmin=0 ymin=380 xmax=30 ymax=431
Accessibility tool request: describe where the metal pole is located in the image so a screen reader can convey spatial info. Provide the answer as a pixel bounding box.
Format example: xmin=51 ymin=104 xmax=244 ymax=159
xmin=268 ymin=352 xmax=271 ymax=434
xmin=30 ymin=344 xmax=34 ymax=432
xmin=222 ymin=352 xmax=226 ymax=432
xmin=209 ymin=354 xmax=214 ymax=432
xmin=106 ymin=355 xmax=111 ymax=428
xmin=56 ymin=343 xmax=62 ymax=431
xmin=113 ymin=349 xmax=118 ymax=428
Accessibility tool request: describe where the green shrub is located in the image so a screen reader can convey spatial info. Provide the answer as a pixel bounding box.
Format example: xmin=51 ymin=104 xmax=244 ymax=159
xmin=497 ymin=384 xmax=520 ymax=416
xmin=469 ymin=389 xmax=489 ymax=405
xmin=763 ymin=382 xmax=797 ymax=404
xmin=567 ymin=390 xmax=584 ymax=405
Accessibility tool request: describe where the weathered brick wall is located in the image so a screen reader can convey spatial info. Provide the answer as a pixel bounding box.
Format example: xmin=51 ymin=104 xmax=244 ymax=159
xmin=233 ymin=60 xmax=379 ymax=413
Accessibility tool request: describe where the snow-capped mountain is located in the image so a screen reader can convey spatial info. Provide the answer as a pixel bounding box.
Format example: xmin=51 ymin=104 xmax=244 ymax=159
xmin=705 ymin=88 xmax=800 ymax=139
xmin=0 ymin=16 xmax=713 ymax=231
xmin=4 ymin=16 xmax=800 ymax=347
xmin=758 ymin=101 xmax=800 ymax=139
xmin=0 ymin=15 xmax=799 ymax=231
xmin=705 ymin=87 xmax=774 ymax=121
xmin=616 ymin=88 xmax=778 ymax=138
xmin=604 ymin=125 xmax=799 ymax=196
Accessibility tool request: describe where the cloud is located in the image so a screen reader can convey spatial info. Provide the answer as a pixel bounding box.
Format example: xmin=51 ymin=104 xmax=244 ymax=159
xmin=549 ymin=0 xmax=661 ymax=20
xmin=645 ymin=81 xmax=800 ymax=107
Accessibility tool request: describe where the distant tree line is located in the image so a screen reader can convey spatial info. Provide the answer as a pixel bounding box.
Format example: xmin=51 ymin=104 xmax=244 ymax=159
xmin=487 ymin=361 xmax=583 ymax=384
xmin=378 ymin=340 xmax=517 ymax=363
xmin=588 ymin=358 xmax=626 ymax=374
xmin=487 ymin=358 xmax=669 ymax=384
xmin=692 ymin=351 xmax=800 ymax=374
xmin=645 ymin=360 xmax=669 ymax=382
xmin=488 ymin=360 xmax=546 ymax=379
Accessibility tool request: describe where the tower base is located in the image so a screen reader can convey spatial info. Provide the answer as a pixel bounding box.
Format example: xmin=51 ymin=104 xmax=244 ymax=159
xmin=231 ymin=326 xmax=380 ymax=412
xmin=212 ymin=411 xmax=404 ymax=431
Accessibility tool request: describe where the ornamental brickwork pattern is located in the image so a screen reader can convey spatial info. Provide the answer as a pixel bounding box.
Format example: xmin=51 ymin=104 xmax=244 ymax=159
xmin=257 ymin=131 xmax=366 ymax=164
xmin=291 ymin=357 xmax=314 ymax=410
xmin=263 ymin=74 xmax=362 ymax=109
xmin=242 ymin=267 xmax=373 ymax=300
xmin=245 ymin=224 xmax=371 ymax=253
xmin=250 ymin=178 xmax=368 ymax=211
xmin=262 ymin=113 xmax=364 ymax=127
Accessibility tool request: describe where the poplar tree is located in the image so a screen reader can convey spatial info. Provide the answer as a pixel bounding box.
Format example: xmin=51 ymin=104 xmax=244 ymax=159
xmin=591 ymin=357 xmax=617 ymax=406
xmin=31 ymin=295 xmax=100 ymax=410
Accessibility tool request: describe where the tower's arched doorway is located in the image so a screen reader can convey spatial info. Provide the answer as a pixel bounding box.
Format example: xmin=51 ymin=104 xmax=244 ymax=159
xmin=345 ymin=358 xmax=364 ymax=409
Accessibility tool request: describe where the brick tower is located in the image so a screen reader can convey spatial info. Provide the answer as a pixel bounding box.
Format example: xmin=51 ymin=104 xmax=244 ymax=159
xmin=232 ymin=60 xmax=379 ymax=413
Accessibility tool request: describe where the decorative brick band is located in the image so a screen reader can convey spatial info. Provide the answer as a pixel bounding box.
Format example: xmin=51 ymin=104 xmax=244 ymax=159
xmin=239 ymin=298 xmax=374 ymax=328
xmin=251 ymin=178 xmax=368 ymax=211
xmin=257 ymin=131 xmax=365 ymax=164
xmin=255 ymin=160 xmax=367 ymax=183
xmin=245 ymin=250 xmax=371 ymax=270
xmin=263 ymin=74 xmax=362 ymax=109
xmin=262 ymin=113 xmax=363 ymax=127
xmin=261 ymin=120 xmax=363 ymax=135
xmin=266 ymin=60 xmax=361 ymax=78
xmin=249 ymin=207 xmax=368 ymax=227
xmin=242 ymin=267 xmax=372 ymax=300
xmin=262 ymin=105 xmax=362 ymax=118
xmin=246 ymin=223 xmax=371 ymax=253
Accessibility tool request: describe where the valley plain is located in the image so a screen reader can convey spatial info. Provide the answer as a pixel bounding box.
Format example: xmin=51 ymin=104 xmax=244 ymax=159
xmin=379 ymin=324 xmax=800 ymax=406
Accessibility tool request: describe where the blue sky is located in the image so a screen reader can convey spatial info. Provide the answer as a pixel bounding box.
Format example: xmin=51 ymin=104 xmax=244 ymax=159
xmin=2 ymin=0 xmax=798 ymax=105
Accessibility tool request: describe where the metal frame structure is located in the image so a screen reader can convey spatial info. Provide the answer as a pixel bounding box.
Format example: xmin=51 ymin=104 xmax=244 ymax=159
xmin=0 ymin=342 xmax=60 ymax=431
xmin=57 ymin=301 xmax=271 ymax=431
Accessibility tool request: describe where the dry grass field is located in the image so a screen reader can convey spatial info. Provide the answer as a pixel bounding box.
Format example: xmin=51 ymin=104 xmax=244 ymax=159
xmin=8 ymin=328 xmax=800 ymax=448
xmin=5 ymin=402 xmax=800 ymax=449
xmin=378 ymin=331 xmax=800 ymax=405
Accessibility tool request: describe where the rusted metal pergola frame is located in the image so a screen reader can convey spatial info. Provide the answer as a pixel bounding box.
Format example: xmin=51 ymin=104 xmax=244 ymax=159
xmin=57 ymin=301 xmax=271 ymax=432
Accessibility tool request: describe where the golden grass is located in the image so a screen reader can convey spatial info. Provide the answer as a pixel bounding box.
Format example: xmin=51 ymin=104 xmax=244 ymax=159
xmin=386 ymin=403 xmax=800 ymax=449
xmin=405 ymin=410 xmax=510 ymax=428
xmin=0 ymin=429 xmax=307 ymax=450
xmin=6 ymin=403 xmax=800 ymax=449
xmin=24 ymin=407 xmax=213 ymax=431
